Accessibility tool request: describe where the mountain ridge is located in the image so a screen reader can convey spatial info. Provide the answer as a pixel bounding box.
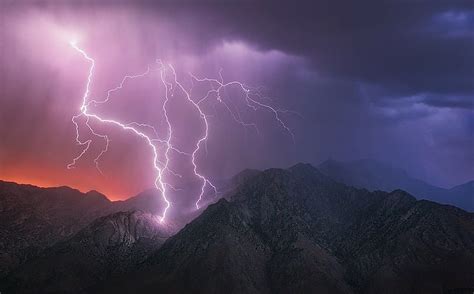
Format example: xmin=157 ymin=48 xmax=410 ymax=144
xmin=1 ymin=163 xmax=473 ymax=293
xmin=0 ymin=180 xmax=180 ymax=280
xmin=318 ymin=159 xmax=473 ymax=211
xmin=94 ymin=164 xmax=474 ymax=294
xmin=3 ymin=210 xmax=173 ymax=294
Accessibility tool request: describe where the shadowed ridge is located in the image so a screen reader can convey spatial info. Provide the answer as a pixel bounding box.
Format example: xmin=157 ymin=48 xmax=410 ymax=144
xmin=85 ymin=190 xmax=111 ymax=204
xmin=95 ymin=163 xmax=473 ymax=294
xmin=0 ymin=181 xmax=117 ymax=279
xmin=289 ymin=162 xmax=331 ymax=181
xmin=93 ymin=198 xmax=273 ymax=294
xmin=2 ymin=167 xmax=473 ymax=294
xmin=289 ymin=162 xmax=318 ymax=171
xmin=113 ymin=188 xmax=164 ymax=214
xmin=385 ymin=189 xmax=417 ymax=203
xmin=318 ymin=158 xmax=474 ymax=211
xmin=0 ymin=180 xmax=87 ymax=197
xmin=3 ymin=210 xmax=173 ymax=294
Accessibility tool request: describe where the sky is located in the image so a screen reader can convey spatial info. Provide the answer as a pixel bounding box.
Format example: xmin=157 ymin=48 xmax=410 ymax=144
xmin=0 ymin=0 xmax=473 ymax=202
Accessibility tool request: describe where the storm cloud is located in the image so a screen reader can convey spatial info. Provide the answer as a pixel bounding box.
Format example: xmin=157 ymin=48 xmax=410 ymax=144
xmin=0 ymin=0 xmax=472 ymax=200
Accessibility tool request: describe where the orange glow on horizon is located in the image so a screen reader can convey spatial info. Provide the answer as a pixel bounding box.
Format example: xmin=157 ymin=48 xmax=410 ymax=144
xmin=0 ymin=175 xmax=123 ymax=201
xmin=0 ymin=164 xmax=142 ymax=201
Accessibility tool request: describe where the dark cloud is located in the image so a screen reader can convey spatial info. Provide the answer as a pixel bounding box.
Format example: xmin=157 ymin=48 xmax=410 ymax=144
xmin=5 ymin=0 xmax=473 ymax=98
xmin=1 ymin=0 xmax=473 ymax=196
xmin=137 ymin=0 xmax=474 ymax=98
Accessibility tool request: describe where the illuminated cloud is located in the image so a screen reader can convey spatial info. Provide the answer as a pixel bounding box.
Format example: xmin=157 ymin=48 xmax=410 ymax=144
xmin=0 ymin=1 xmax=472 ymax=202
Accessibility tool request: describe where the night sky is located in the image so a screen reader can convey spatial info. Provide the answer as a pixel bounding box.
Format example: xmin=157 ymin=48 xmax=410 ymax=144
xmin=0 ymin=0 xmax=472 ymax=201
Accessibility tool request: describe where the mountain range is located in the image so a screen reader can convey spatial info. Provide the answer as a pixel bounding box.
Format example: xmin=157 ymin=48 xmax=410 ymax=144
xmin=318 ymin=159 xmax=473 ymax=212
xmin=1 ymin=163 xmax=473 ymax=293
xmin=0 ymin=181 xmax=180 ymax=280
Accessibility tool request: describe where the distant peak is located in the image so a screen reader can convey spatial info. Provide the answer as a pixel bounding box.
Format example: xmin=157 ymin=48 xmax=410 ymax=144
xmin=450 ymin=180 xmax=474 ymax=191
xmin=86 ymin=189 xmax=104 ymax=195
xmin=130 ymin=188 xmax=160 ymax=200
xmin=387 ymin=189 xmax=416 ymax=202
xmin=85 ymin=190 xmax=110 ymax=202
xmin=457 ymin=180 xmax=474 ymax=186
xmin=289 ymin=162 xmax=316 ymax=170
xmin=288 ymin=163 xmax=327 ymax=180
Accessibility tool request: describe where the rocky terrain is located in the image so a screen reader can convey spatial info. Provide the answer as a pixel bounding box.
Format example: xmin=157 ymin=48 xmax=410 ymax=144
xmin=0 ymin=181 xmax=112 ymax=278
xmin=1 ymin=164 xmax=473 ymax=294
xmin=3 ymin=210 xmax=173 ymax=294
xmin=95 ymin=164 xmax=474 ymax=294
xmin=0 ymin=180 xmax=178 ymax=281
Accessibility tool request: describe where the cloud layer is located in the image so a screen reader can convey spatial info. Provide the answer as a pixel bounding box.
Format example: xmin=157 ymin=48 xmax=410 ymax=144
xmin=1 ymin=1 xmax=472 ymax=200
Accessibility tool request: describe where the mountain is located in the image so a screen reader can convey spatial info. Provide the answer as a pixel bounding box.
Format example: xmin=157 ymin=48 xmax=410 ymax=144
xmin=113 ymin=187 xmax=209 ymax=226
xmin=0 ymin=181 xmax=113 ymax=278
xmin=447 ymin=181 xmax=474 ymax=212
xmin=2 ymin=164 xmax=473 ymax=293
xmin=113 ymin=189 xmax=171 ymax=217
xmin=318 ymin=159 xmax=473 ymax=211
xmin=0 ymin=180 xmax=182 ymax=280
xmin=3 ymin=210 xmax=174 ymax=294
xmin=94 ymin=164 xmax=474 ymax=294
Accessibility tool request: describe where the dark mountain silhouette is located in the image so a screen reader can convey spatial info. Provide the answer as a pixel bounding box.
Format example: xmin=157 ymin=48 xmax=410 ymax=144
xmin=318 ymin=159 xmax=473 ymax=212
xmin=3 ymin=210 xmax=174 ymax=294
xmin=0 ymin=180 xmax=180 ymax=280
xmin=93 ymin=164 xmax=474 ymax=294
xmin=1 ymin=164 xmax=473 ymax=294
xmin=0 ymin=181 xmax=112 ymax=278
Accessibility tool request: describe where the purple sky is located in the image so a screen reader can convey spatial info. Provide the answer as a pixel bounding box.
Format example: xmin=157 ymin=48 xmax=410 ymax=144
xmin=0 ymin=1 xmax=473 ymax=201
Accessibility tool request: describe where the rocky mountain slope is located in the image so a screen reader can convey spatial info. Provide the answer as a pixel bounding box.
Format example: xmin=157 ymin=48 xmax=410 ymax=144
xmin=0 ymin=180 xmax=177 ymax=280
xmin=318 ymin=159 xmax=473 ymax=211
xmin=3 ymin=210 xmax=173 ymax=294
xmin=1 ymin=163 xmax=473 ymax=294
xmin=96 ymin=164 xmax=474 ymax=294
xmin=0 ymin=181 xmax=112 ymax=278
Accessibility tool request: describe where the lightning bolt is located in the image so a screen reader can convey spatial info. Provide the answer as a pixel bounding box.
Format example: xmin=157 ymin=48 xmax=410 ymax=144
xmin=189 ymin=74 xmax=294 ymax=142
xmin=67 ymin=41 xmax=171 ymax=222
xmin=68 ymin=41 xmax=295 ymax=221
xmin=166 ymin=64 xmax=218 ymax=210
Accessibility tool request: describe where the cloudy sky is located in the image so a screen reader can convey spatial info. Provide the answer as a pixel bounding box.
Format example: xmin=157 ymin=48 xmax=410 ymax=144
xmin=0 ymin=0 xmax=472 ymax=201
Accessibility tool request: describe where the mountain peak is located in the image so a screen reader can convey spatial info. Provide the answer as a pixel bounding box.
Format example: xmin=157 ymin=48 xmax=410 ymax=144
xmin=85 ymin=190 xmax=111 ymax=203
xmin=2 ymin=165 xmax=474 ymax=294
xmin=94 ymin=161 xmax=474 ymax=294
xmin=288 ymin=162 xmax=327 ymax=181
